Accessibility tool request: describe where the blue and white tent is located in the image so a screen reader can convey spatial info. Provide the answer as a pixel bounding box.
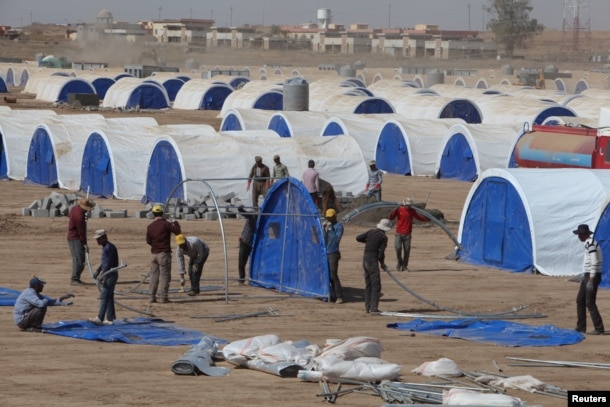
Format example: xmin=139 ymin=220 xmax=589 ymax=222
xmin=0 ymin=76 xmax=7 ymax=93
xmin=458 ymin=168 xmax=610 ymax=277
xmin=477 ymin=94 xmax=575 ymax=125
xmin=219 ymin=80 xmax=284 ymax=117
xmin=267 ymin=111 xmax=333 ymax=137
xmin=390 ymin=94 xmax=481 ymax=123
xmin=220 ymin=108 xmax=277 ymax=131
xmin=80 ymin=117 xmax=160 ymax=199
xmin=0 ymin=109 xmax=57 ymax=180
xmin=25 ymin=114 xmax=107 ymax=188
xmin=249 ymin=176 xmax=330 ymax=299
xmin=375 ymin=118 xmax=460 ymax=176
xmin=173 ymin=79 xmax=234 ymax=110
xmin=102 ymin=78 xmax=170 ymax=110
xmin=78 ymin=74 xmax=116 ymax=100
xmin=435 ymin=123 xmax=523 ymax=181
xmin=36 ymin=76 xmax=96 ymax=103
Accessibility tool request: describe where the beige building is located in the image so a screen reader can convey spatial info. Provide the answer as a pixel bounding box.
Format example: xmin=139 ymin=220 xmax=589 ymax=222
xmin=151 ymin=19 xmax=214 ymax=44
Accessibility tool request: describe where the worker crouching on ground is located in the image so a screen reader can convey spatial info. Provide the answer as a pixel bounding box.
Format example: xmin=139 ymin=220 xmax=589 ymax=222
xmin=176 ymin=234 xmax=210 ymax=296
xmin=14 ymin=277 xmax=74 ymax=332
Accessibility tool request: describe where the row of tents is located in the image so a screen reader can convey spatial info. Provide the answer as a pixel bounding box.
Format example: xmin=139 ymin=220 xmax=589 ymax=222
xmin=1 ymin=105 xmax=609 ymax=294
xmin=5 ymin=66 xmax=610 ymax=126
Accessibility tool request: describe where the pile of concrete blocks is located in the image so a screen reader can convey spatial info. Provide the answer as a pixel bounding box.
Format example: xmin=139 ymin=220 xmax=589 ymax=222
xmin=22 ymin=192 xmax=128 ymax=218
xmin=135 ymin=193 xmax=244 ymax=221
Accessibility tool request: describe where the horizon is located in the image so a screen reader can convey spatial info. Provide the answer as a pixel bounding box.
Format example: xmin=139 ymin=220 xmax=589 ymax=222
xmin=2 ymin=1 xmax=610 ymax=32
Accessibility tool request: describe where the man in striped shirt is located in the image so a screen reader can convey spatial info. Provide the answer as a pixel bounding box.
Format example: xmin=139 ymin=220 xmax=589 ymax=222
xmin=573 ymin=224 xmax=605 ymax=335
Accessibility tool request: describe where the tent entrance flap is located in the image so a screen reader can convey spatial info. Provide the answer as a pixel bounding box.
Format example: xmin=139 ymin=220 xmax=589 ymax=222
xmin=459 ymin=176 xmax=533 ymax=273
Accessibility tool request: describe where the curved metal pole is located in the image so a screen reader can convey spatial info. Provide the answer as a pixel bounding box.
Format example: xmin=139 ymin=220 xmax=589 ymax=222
xmin=341 ymin=201 xmax=463 ymax=250
xmin=165 ymin=178 xmax=230 ymax=304
xmin=278 ymin=181 xmax=292 ymax=291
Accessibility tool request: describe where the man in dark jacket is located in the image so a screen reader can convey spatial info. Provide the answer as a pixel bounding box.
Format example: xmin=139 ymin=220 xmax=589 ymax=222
xmin=356 ymin=219 xmax=391 ymax=314
xmin=67 ymin=197 xmax=95 ymax=285
xmin=146 ymin=205 xmax=181 ymax=303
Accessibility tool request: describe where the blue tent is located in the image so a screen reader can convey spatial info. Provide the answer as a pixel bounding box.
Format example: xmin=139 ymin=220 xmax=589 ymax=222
xmin=249 ymin=177 xmax=330 ymax=299
xmin=252 ymin=90 xmax=283 ymax=110
xmin=144 ymin=139 xmax=184 ymax=203
xmin=220 ymin=111 xmax=243 ymax=130
xmin=81 ymin=132 xmax=114 ymax=198
xmin=200 ymin=85 xmax=233 ymax=110
xmin=89 ymin=77 xmax=116 ymax=100
xmin=25 ymin=127 xmax=58 ymax=186
xmin=53 ymin=78 xmax=96 ymax=103
xmin=591 ymin=204 xmax=610 ymax=288
xmin=0 ymin=76 xmax=7 ymax=93
xmin=0 ymin=133 xmax=6 ymax=179
xmin=437 ymin=132 xmax=477 ymax=181
xmin=353 ymin=97 xmax=394 ymax=114
xmin=376 ymin=121 xmax=411 ymax=175
xmin=458 ymin=168 xmax=610 ymax=278
xmin=144 ymin=78 xmax=185 ymax=102
xmin=438 ymin=99 xmax=481 ymax=123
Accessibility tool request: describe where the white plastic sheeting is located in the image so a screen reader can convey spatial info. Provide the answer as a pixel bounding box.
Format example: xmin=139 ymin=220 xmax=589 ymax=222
xmin=459 ymin=168 xmax=610 ymax=276
xmin=0 ymin=109 xmax=57 ymax=180
xmin=390 ymin=94 xmax=472 ymax=120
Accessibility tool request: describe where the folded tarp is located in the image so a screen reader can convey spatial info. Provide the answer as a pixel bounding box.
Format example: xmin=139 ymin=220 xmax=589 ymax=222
xmin=387 ymin=319 xmax=584 ymax=347
xmin=44 ymin=317 xmax=228 ymax=346
xmin=172 ymin=336 xmax=230 ymax=376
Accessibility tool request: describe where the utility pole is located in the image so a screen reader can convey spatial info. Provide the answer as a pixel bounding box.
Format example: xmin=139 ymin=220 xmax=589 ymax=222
xmin=230 ymin=6 xmax=233 ymax=27
xmin=468 ymin=4 xmax=471 ymax=32
xmin=158 ymin=7 xmax=162 ymax=21
xmin=388 ymin=4 xmax=391 ymax=28
xmin=190 ymin=9 xmax=193 ymax=20
xmin=481 ymin=5 xmax=485 ymax=31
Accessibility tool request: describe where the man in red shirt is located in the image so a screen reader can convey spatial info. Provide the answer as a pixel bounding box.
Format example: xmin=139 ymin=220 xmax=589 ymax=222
xmin=389 ymin=198 xmax=429 ymax=271
xmin=146 ymin=205 xmax=181 ymax=303
xmin=67 ymin=197 xmax=95 ymax=285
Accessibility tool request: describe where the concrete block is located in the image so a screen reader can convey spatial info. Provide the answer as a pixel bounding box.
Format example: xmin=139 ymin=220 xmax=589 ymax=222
xmin=29 ymin=200 xmax=41 ymax=210
xmin=184 ymin=214 xmax=197 ymax=221
xmin=109 ymin=210 xmax=127 ymax=218
xmin=219 ymin=192 xmax=235 ymax=202
xmin=21 ymin=208 xmax=31 ymax=216
xmin=134 ymin=210 xmax=149 ymax=218
xmin=49 ymin=208 xmax=60 ymax=217
xmin=204 ymin=212 xmax=219 ymax=221
xmin=41 ymin=197 xmax=52 ymax=210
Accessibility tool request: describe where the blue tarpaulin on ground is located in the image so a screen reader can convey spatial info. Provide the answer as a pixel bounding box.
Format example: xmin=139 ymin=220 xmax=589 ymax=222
xmin=387 ymin=319 xmax=584 ymax=347
xmin=43 ymin=317 xmax=228 ymax=346
xmin=0 ymin=287 xmax=21 ymax=306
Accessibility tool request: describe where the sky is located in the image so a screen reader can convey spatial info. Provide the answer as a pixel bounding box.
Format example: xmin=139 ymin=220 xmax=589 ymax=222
xmin=1 ymin=0 xmax=610 ymax=31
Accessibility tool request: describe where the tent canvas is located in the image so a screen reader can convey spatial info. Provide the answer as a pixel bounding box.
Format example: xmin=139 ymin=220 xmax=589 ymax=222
xmin=81 ymin=117 xmax=159 ymax=199
xmin=0 ymin=110 xmax=57 ymax=180
xmin=267 ymin=111 xmax=333 ymax=137
xmin=36 ymin=76 xmax=96 ymax=103
xmin=435 ymin=123 xmax=523 ymax=181
xmin=458 ymin=168 xmax=610 ymax=276
xmin=249 ymin=177 xmax=330 ymax=298
xmin=220 ymin=108 xmax=278 ymax=131
xmin=375 ymin=118 xmax=460 ymax=176
xmin=25 ymin=114 xmax=107 ymax=188
xmin=102 ymin=78 xmax=170 ymax=110
xmin=219 ymin=80 xmax=284 ymax=117
xmin=172 ymin=79 xmax=233 ymax=110
xmin=477 ymin=95 xmax=575 ymax=125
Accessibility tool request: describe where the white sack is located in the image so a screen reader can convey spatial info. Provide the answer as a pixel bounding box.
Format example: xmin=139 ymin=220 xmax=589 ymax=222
xmin=412 ymin=357 xmax=463 ymax=377
xmin=442 ymin=388 xmax=524 ymax=406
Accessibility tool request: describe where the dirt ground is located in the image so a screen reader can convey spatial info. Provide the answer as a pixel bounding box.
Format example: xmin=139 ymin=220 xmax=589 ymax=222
xmin=2 ymin=32 xmax=610 ymax=405
xmin=1 ymin=163 xmax=609 ymax=406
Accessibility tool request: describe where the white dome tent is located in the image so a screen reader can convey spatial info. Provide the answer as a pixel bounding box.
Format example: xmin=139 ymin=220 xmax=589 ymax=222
xmin=458 ymin=168 xmax=610 ymax=276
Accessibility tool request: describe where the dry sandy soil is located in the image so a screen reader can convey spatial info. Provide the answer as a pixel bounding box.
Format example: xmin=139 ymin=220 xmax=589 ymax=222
xmin=1 ymin=32 xmax=610 ymax=407
xmin=1 ymin=156 xmax=609 ymax=406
